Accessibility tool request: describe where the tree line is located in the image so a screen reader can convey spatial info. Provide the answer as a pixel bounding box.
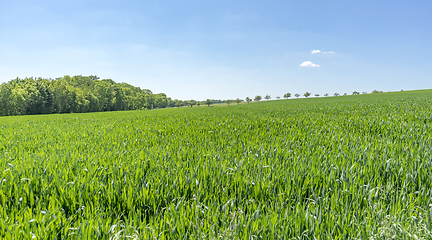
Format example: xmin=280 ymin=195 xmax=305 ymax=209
xmin=245 ymin=90 xmax=384 ymax=102
xmin=0 ymin=75 xmax=387 ymax=115
xmin=0 ymin=75 xmax=184 ymax=116
xmin=207 ymin=90 xmax=386 ymax=106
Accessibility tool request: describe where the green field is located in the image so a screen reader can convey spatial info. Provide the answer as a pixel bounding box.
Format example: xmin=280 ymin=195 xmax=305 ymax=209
xmin=1 ymin=90 xmax=432 ymax=239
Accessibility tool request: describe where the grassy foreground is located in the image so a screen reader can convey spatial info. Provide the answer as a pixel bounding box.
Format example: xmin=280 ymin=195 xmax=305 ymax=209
xmin=1 ymin=90 xmax=432 ymax=239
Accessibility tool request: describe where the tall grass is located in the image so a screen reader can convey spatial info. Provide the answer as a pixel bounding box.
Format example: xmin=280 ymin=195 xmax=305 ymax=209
xmin=1 ymin=91 xmax=432 ymax=239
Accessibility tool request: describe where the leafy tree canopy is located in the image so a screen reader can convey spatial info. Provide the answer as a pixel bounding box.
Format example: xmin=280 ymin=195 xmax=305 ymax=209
xmin=204 ymin=99 xmax=213 ymax=106
xmin=0 ymin=75 xmax=176 ymax=116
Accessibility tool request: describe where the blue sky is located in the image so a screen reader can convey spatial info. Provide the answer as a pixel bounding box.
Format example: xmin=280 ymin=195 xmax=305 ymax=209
xmin=1 ymin=0 xmax=431 ymax=100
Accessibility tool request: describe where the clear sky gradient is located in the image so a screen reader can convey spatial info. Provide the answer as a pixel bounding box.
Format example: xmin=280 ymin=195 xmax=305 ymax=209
xmin=1 ymin=0 xmax=431 ymax=100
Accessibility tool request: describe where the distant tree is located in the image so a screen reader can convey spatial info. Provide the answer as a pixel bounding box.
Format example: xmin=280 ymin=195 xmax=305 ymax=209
xmin=362 ymin=91 xmax=368 ymax=94
xmin=235 ymin=98 xmax=242 ymax=105
xmin=245 ymin=97 xmax=252 ymax=103
xmin=197 ymin=101 xmax=201 ymax=107
xmin=352 ymin=91 xmax=359 ymax=95
xmin=264 ymin=94 xmax=271 ymax=101
xmin=295 ymin=93 xmax=300 ymax=98
xmin=283 ymin=93 xmax=291 ymax=99
xmin=372 ymin=90 xmax=383 ymax=93
xmin=175 ymin=101 xmax=182 ymax=107
xmin=303 ymin=92 xmax=311 ymax=98
xmin=226 ymin=99 xmax=233 ymax=106
xmin=334 ymin=93 xmax=340 ymax=96
xmin=315 ymin=94 xmax=319 ymax=97
xmin=254 ymin=95 xmax=262 ymax=102
xmin=324 ymin=93 xmax=329 ymax=97
xmin=205 ymin=99 xmax=213 ymax=107
xmin=184 ymin=100 xmax=194 ymax=107
xmin=343 ymin=93 xmax=347 ymax=96
xmin=276 ymin=96 xmax=280 ymax=100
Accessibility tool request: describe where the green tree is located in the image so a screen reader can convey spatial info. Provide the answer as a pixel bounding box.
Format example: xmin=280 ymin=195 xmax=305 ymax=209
xmin=324 ymin=93 xmax=329 ymax=97
xmin=35 ymin=78 xmax=54 ymax=114
xmin=295 ymin=93 xmax=300 ymax=98
xmin=334 ymin=93 xmax=340 ymax=96
xmin=264 ymin=94 xmax=271 ymax=100
xmin=94 ymin=80 xmax=116 ymax=111
xmin=0 ymin=83 xmax=14 ymax=115
xmin=314 ymin=94 xmax=319 ymax=97
xmin=245 ymin=97 xmax=252 ymax=103
xmin=283 ymin=93 xmax=291 ymax=99
xmin=197 ymin=101 xmax=201 ymax=107
xmin=254 ymin=95 xmax=262 ymax=102
xmin=154 ymin=93 xmax=169 ymax=108
xmin=303 ymin=92 xmax=311 ymax=98
xmin=51 ymin=78 xmax=78 ymax=113
xmin=226 ymin=99 xmax=233 ymax=106
xmin=112 ymin=84 xmax=126 ymax=111
xmin=0 ymin=75 xmax=176 ymax=116
xmin=205 ymin=99 xmax=213 ymax=107
xmin=175 ymin=100 xmax=182 ymax=107
xmin=235 ymin=98 xmax=242 ymax=105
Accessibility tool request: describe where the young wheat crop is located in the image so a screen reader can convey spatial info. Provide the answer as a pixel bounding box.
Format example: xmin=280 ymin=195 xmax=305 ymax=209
xmin=0 ymin=90 xmax=432 ymax=239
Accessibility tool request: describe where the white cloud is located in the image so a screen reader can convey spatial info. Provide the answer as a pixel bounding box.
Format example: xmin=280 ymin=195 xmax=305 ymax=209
xmin=300 ymin=61 xmax=320 ymax=67
xmin=311 ymin=49 xmax=320 ymax=54
xmin=323 ymin=51 xmax=335 ymax=54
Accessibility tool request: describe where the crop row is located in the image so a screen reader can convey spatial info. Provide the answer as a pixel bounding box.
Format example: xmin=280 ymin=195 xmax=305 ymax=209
xmin=0 ymin=94 xmax=431 ymax=239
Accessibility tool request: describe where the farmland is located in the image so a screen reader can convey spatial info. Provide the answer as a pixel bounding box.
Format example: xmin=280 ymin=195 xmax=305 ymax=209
xmin=1 ymin=90 xmax=432 ymax=239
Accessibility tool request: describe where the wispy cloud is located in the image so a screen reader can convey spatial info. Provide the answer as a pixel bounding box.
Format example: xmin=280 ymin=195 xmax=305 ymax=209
xmin=323 ymin=51 xmax=336 ymax=54
xmin=311 ymin=49 xmax=320 ymax=54
xmin=300 ymin=61 xmax=320 ymax=67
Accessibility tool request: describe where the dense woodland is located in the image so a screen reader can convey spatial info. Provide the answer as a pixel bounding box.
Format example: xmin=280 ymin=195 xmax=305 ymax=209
xmin=0 ymin=75 xmax=199 ymax=116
